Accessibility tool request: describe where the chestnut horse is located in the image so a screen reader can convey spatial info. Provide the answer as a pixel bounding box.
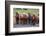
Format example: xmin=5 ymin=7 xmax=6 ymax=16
xmin=19 ymin=14 xmax=28 ymax=24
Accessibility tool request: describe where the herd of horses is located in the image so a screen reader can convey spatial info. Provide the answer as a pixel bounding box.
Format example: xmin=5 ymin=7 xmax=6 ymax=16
xmin=13 ymin=12 xmax=39 ymax=25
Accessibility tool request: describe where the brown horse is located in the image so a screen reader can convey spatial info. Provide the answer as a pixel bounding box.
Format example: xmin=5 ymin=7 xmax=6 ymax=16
xmin=32 ymin=15 xmax=39 ymax=25
xmin=19 ymin=14 xmax=28 ymax=24
xmin=35 ymin=16 xmax=39 ymax=24
xmin=15 ymin=12 xmax=19 ymax=24
xmin=15 ymin=12 xmax=39 ymax=25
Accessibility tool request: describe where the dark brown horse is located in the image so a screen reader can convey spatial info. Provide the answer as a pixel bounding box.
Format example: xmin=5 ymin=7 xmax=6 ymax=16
xmin=15 ymin=12 xmax=19 ymax=24
xmin=32 ymin=15 xmax=39 ymax=25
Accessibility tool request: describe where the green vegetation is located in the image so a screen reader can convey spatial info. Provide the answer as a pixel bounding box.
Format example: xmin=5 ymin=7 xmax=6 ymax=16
xmin=13 ymin=8 xmax=39 ymax=16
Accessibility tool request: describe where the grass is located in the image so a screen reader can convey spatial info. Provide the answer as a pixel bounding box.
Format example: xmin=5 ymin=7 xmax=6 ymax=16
xmin=13 ymin=8 xmax=39 ymax=16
